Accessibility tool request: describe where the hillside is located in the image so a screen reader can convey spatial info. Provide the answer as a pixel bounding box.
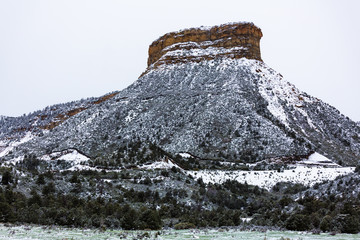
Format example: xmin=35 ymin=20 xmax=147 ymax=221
xmin=0 ymin=22 xmax=359 ymax=233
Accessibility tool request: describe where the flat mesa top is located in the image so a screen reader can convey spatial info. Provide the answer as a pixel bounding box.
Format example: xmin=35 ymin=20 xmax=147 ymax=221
xmin=151 ymin=22 xmax=262 ymax=45
xmin=147 ymin=22 xmax=263 ymax=67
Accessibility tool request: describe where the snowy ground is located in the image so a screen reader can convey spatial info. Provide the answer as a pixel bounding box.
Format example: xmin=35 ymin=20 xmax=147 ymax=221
xmin=188 ymin=166 xmax=353 ymax=190
xmin=0 ymin=224 xmax=358 ymax=240
xmin=1 ymin=149 xmax=354 ymax=191
xmin=41 ymin=149 xmax=91 ymax=171
xmin=0 ymin=148 xmax=94 ymax=172
xmin=188 ymin=153 xmax=354 ymax=190
xmin=138 ymin=152 xmax=353 ymax=190
xmin=298 ymin=152 xmax=340 ymax=167
xmin=40 ymin=149 xmax=89 ymax=163
xmin=139 ymin=158 xmax=181 ymax=170
xmin=0 ymin=132 xmax=33 ymax=158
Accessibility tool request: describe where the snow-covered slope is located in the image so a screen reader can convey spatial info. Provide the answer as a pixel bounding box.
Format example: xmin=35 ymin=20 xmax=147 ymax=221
xmin=0 ymin=92 xmax=119 ymax=158
xmin=188 ymin=152 xmax=354 ymax=190
xmin=1 ymin=22 xmax=358 ymax=167
xmin=1 ymin=57 xmax=359 ymax=167
xmin=189 ymin=166 xmax=353 ymax=191
xmin=0 ymin=132 xmax=34 ymax=158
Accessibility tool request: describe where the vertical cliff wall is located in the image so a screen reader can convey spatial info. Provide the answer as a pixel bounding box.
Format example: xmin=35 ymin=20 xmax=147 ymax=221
xmin=147 ymin=22 xmax=263 ymax=68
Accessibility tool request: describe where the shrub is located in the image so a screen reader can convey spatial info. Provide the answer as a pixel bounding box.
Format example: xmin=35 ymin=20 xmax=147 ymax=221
xmin=142 ymin=177 xmax=152 ymax=185
xmin=36 ymin=174 xmax=45 ymax=185
xmin=42 ymin=182 xmax=55 ymax=195
xmin=69 ymin=173 xmax=80 ymax=183
xmin=285 ymin=214 xmax=311 ymax=231
xmin=341 ymin=215 xmax=360 ymax=234
xmin=121 ymin=207 xmax=138 ymax=230
xmin=139 ymin=209 xmax=162 ymax=230
xmin=1 ymin=171 xmax=12 ymax=185
xmin=161 ymin=170 xmax=169 ymax=177
xmin=174 ymin=222 xmax=196 ymax=230
xmin=320 ymin=215 xmax=332 ymax=232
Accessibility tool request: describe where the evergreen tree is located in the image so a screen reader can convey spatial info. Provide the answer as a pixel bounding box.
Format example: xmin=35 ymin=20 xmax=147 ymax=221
xmin=36 ymin=174 xmax=45 ymax=185
xmin=1 ymin=171 xmax=12 ymax=185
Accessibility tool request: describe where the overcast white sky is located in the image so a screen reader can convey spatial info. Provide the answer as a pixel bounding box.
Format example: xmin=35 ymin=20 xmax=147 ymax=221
xmin=0 ymin=0 xmax=359 ymax=121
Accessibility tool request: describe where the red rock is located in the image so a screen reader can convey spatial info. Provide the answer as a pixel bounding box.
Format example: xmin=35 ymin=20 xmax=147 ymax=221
xmin=147 ymin=22 xmax=262 ymax=68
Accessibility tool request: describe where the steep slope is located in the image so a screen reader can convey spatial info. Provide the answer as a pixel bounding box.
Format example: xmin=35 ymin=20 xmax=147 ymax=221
xmin=1 ymin=22 xmax=359 ymax=167
xmin=0 ymin=92 xmax=119 ymax=157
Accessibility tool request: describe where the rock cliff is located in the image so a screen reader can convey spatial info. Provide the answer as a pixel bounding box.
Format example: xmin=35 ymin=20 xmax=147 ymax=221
xmin=147 ymin=22 xmax=262 ymax=68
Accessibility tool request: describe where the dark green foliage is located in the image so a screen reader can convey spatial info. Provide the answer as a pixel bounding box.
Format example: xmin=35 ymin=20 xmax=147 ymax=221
xmin=121 ymin=206 xmax=138 ymax=230
xmin=18 ymin=155 xmax=40 ymax=171
xmin=1 ymin=139 xmax=360 ymax=234
xmin=280 ymin=194 xmax=360 ymax=233
xmin=42 ymin=182 xmax=55 ymax=195
xmin=28 ymin=189 xmax=42 ymax=206
xmin=285 ymin=214 xmax=311 ymax=231
xmin=69 ymin=172 xmax=80 ymax=183
xmin=341 ymin=215 xmax=360 ymax=234
xmin=320 ymin=215 xmax=332 ymax=232
xmin=174 ymin=222 xmax=196 ymax=230
xmin=36 ymin=174 xmax=46 ymax=185
xmin=2 ymin=173 xmax=360 ymax=233
xmin=279 ymin=196 xmax=293 ymax=207
xmin=139 ymin=209 xmax=161 ymax=230
xmin=141 ymin=177 xmax=152 ymax=185
xmin=0 ymin=187 xmax=162 ymax=230
xmin=1 ymin=171 xmax=12 ymax=185
xmin=160 ymin=170 xmax=169 ymax=177
xmin=172 ymin=155 xmax=201 ymax=170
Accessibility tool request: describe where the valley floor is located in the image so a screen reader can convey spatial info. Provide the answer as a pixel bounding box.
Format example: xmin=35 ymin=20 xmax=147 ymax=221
xmin=0 ymin=224 xmax=359 ymax=240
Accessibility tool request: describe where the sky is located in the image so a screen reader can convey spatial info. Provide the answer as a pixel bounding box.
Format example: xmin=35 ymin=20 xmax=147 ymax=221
xmin=0 ymin=0 xmax=359 ymax=121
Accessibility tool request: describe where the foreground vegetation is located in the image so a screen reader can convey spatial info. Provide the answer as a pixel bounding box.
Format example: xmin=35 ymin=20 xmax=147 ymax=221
xmin=1 ymin=142 xmax=360 ymax=234
xmin=1 ymin=174 xmax=360 ymax=234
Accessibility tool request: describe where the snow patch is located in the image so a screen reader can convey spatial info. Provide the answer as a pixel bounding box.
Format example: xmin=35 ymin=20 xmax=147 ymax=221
xmin=188 ymin=165 xmax=354 ymax=190
xmin=299 ymin=152 xmax=339 ymax=167
xmin=66 ymin=165 xmax=102 ymax=172
xmin=2 ymin=156 xmax=24 ymax=166
xmin=241 ymin=217 xmax=253 ymax=223
xmin=125 ymin=110 xmax=137 ymax=123
xmin=178 ymin=152 xmax=193 ymax=158
xmin=40 ymin=149 xmax=89 ymax=165
xmin=161 ymin=46 xmax=247 ymax=60
xmin=252 ymin=61 xmax=318 ymax=130
xmin=2 ymin=148 xmax=89 ymax=169
xmin=0 ymin=132 xmax=34 ymax=158
xmin=58 ymin=150 xmax=89 ymax=162
xmin=139 ymin=159 xmax=180 ymax=170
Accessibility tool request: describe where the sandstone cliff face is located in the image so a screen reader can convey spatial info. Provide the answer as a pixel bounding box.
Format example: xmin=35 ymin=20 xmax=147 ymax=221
xmin=147 ymin=22 xmax=262 ymax=68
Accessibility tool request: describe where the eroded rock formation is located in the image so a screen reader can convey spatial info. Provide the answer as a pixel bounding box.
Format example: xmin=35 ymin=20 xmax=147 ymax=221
xmin=147 ymin=22 xmax=262 ymax=68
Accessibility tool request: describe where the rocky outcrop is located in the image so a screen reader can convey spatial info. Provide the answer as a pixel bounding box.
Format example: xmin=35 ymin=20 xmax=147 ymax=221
xmin=147 ymin=22 xmax=262 ymax=68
